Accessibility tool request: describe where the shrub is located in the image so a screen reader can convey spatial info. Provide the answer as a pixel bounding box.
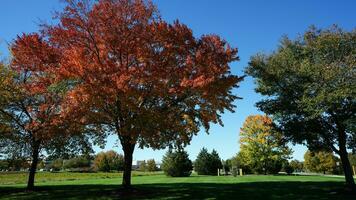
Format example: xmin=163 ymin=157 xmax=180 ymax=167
xmin=64 ymin=156 xmax=91 ymax=171
xmin=146 ymin=159 xmax=157 ymax=172
xmin=49 ymin=158 xmax=64 ymax=171
xmin=94 ymin=151 xmax=124 ymax=172
xmin=282 ymin=161 xmax=294 ymax=174
xmin=194 ymin=148 xmax=222 ymax=175
xmin=162 ymin=149 xmax=192 ymax=177
xmin=138 ymin=160 xmax=147 ymax=171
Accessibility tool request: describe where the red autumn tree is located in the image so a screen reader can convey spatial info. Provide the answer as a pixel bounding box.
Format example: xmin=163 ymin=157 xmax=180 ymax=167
xmin=37 ymin=0 xmax=242 ymax=188
xmin=1 ymin=34 xmax=81 ymax=190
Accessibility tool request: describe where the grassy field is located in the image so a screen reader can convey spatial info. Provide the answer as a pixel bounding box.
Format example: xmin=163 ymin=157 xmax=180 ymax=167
xmin=0 ymin=172 xmax=355 ymax=199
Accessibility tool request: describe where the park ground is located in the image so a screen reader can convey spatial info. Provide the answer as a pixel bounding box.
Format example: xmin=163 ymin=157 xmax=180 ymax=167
xmin=0 ymin=172 xmax=355 ymax=200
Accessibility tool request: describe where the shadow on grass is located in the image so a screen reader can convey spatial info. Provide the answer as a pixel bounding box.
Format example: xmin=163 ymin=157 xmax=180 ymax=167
xmin=0 ymin=181 xmax=355 ymax=200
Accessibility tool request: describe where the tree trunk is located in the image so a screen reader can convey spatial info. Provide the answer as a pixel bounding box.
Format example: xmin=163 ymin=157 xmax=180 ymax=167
xmin=27 ymin=140 xmax=40 ymax=191
xmin=121 ymin=136 xmax=135 ymax=189
xmin=339 ymin=145 xmax=355 ymax=190
xmin=333 ymin=116 xmax=355 ymax=191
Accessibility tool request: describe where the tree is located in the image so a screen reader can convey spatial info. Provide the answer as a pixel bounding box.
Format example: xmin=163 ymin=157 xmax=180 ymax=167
xmin=194 ymin=148 xmax=222 ymax=175
xmin=246 ymin=26 xmax=356 ymax=189
xmin=0 ymin=38 xmax=84 ymax=190
xmin=231 ymin=152 xmax=251 ymax=174
xmin=162 ymin=149 xmax=192 ymax=177
xmin=304 ymin=150 xmax=337 ymax=174
xmin=239 ymin=115 xmax=292 ymax=174
xmin=138 ymin=160 xmax=147 ymax=172
xmin=30 ymin=0 xmax=243 ymax=188
xmin=94 ymin=150 xmax=124 ymax=172
xmin=289 ymin=160 xmax=304 ymax=173
xmin=146 ymin=159 xmax=157 ymax=172
xmin=63 ymin=156 xmax=91 ymax=171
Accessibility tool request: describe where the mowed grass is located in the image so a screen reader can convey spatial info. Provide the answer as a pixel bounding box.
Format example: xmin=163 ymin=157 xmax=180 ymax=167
xmin=0 ymin=172 xmax=355 ymax=200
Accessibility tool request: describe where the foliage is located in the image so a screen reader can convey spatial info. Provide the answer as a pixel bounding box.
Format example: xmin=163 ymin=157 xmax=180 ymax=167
xmin=304 ymin=150 xmax=338 ymax=174
xmin=238 ymin=115 xmax=292 ymax=174
xmin=19 ymin=0 xmax=242 ymax=187
xmin=282 ymin=161 xmax=293 ymax=174
xmin=49 ymin=159 xmax=64 ymax=171
xmin=138 ymin=161 xmax=147 ymax=172
xmin=194 ymin=148 xmax=223 ymax=175
xmin=245 ymin=25 xmax=356 ymax=186
xmin=146 ymin=159 xmax=158 ymax=172
xmin=162 ymin=149 xmax=192 ymax=177
xmin=0 ymin=160 xmax=9 ymax=171
xmin=94 ymin=151 xmax=124 ymax=172
xmin=231 ymin=152 xmax=251 ymax=174
xmin=63 ymin=156 xmax=91 ymax=171
xmin=289 ymin=160 xmax=304 ymax=172
xmin=348 ymin=153 xmax=356 ymax=166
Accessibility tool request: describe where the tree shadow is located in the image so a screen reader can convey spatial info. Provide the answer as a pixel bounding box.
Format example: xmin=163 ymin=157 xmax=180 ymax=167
xmin=0 ymin=181 xmax=354 ymax=200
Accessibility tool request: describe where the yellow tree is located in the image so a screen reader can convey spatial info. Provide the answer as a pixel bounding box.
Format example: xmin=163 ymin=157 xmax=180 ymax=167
xmin=239 ymin=115 xmax=292 ymax=174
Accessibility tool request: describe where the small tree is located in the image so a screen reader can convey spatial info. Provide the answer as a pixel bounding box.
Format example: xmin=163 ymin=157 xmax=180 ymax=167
xmin=146 ymin=159 xmax=157 ymax=172
xmin=138 ymin=161 xmax=147 ymax=172
xmin=194 ymin=148 xmax=222 ymax=175
xmin=239 ymin=115 xmax=292 ymax=174
xmin=94 ymin=150 xmax=124 ymax=172
xmin=162 ymin=149 xmax=192 ymax=177
xmin=290 ymin=160 xmax=304 ymax=173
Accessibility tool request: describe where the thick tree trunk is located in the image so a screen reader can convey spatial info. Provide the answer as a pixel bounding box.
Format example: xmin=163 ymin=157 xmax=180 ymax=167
xmin=121 ymin=137 xmax=135 ymax=189
xmin=339 ymin=145 xmax=355 ymax=190
xmin=27 ymin=140 xmax=40 ymax=191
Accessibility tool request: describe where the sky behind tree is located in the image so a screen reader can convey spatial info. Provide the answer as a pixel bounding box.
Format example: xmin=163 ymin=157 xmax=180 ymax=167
xmin=1 ymin=0 xmax=355 ymax=162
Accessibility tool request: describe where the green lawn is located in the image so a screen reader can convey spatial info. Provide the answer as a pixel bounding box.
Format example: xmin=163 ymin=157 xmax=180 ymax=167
xmin=0 ymin=172 xmax=355 ymax=199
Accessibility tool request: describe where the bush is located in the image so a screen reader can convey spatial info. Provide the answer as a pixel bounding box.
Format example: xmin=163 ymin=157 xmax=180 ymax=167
xmin=146 ymin=159 xmax=157 ymax=172
xmin=162 ymin=149 xmax=192 ymax=177
xmin=94 ymin=151 xmax=124 ymax=172
xmin=138 ymin=160 xmax=147 ymax=171
xmin=49 ymin=158 xmax=64 ymax=171
xmin=289 ymin=160 xmax=303 ymax=173
xmin=64 ymin=156 xmax=91 ymax=171
xmin=194 ymin=148 xmax=223 ymax=175
xmin=0 ymin=160 xmax=9 ymax=171
xmin=282 ymin=161 xmax=294 ymax=174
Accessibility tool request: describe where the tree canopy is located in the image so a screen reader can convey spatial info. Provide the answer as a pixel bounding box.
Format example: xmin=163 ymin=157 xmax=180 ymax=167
xmin=246 ymin=26 xmax=356 ymax=188
xmin=239 ymin=115 xmax=292 ymax=174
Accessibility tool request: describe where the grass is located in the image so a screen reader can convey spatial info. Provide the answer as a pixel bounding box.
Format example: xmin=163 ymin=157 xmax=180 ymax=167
xmin=0 ymin=172 xmax=355 ymax=199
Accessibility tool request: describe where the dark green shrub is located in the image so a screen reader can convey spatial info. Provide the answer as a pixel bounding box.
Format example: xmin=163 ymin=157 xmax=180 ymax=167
xmin=194 ymin=148 xmax=222 ymax=175
xmin=162 ymin=149 xmax=192 ymax=177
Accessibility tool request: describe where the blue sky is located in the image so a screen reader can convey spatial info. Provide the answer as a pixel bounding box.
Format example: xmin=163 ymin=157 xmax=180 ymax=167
xmin=1 ymin=0 xmax=355 ymax=162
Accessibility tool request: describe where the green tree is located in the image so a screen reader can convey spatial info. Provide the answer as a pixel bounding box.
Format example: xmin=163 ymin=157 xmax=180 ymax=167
xmin=246 ymin=26 xmax=356 ymax=188
xmin=162 ymin=149 xmax=192 ymax=177
xmin=239 ymin=115 xmax=292 ymax=174
xmin=94 ymin=151 xmax=124 ymax=172
xmin=146 ymin=159 xmax=157 ymax=172
xmin=289 ymin=160 xmax=304 ymax=172
xmin=138 ymin=161 xmax=147 ymax=172
xmin=304 ymin=150 xmax=337 ymax=174
xmin=63 ymin=156 xmax=91 ymax=171
xmin=194 ymin=148 xmax=222 ymax=175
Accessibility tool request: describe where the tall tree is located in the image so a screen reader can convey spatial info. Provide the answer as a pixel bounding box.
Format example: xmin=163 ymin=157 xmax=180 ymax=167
xmin=239 ymin=115 xmax=292 ymax=174
xmin=33 ymin=0 xmax=242 ymax=188
xmin=246 ymin=26 xmax=356 ymax=189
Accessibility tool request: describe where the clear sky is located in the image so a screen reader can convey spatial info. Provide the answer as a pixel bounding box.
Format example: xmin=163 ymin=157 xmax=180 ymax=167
xmin=1 ymin=0 xmax=355 ymax=163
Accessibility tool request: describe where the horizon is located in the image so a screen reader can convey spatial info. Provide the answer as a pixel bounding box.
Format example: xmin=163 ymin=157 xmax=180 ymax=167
xmin=1 ymin=0 xmax=356 ymax=162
